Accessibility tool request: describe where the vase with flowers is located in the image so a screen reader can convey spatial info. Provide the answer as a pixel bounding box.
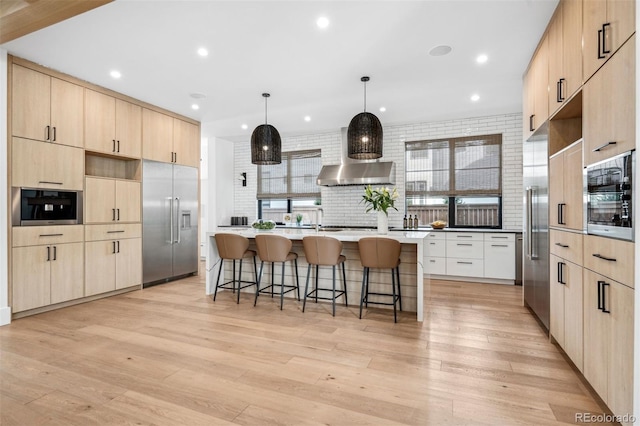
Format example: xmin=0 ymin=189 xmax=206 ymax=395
xmin=361 ymin=185 xmax=398 ymax=234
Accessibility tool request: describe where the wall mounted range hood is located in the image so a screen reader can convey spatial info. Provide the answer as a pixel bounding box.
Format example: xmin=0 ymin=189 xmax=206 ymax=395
xmin=316 ymin=128 xmax=395 ymax=186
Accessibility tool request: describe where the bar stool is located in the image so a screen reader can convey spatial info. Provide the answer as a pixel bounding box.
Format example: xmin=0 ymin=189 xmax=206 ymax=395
xmin=254 ymin=234 xmax=300 ymax=310
xmin=302 ymin=236 xmax=348 ymax=317
xmin=358 ymin=237 xmax=402 ymax=322
xmin=213 ymin=233 xmax=258 ymax=304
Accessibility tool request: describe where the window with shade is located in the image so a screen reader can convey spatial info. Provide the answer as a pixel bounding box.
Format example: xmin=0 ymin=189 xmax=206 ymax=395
xmin=405 ymin=134 xmax=502 ymax=228
xmin=257 ymin=149 xmax=322 ymax=224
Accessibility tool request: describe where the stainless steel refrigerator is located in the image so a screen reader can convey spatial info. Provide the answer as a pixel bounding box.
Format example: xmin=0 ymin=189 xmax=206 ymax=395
xmin=142 ymin=160 xmax=198 ymax=287
xmin=523 ymin=122 xmax=550 ymax=330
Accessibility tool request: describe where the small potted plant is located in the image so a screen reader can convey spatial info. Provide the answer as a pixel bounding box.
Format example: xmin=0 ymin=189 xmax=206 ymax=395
xmin=295 ymin=213 xmax=303 ymax=226
xmin=360 ymin=185 xmax=398 ymax=234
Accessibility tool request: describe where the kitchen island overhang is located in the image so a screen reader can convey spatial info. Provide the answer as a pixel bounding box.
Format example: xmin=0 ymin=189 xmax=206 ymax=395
xmin=206 ymin=228 xmax=429 ymax=321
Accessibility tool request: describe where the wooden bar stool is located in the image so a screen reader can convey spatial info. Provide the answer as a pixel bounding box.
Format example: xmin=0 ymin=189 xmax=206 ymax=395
xmin=358 ymin=237 xmax=402 ymax=322
xmin=302 ymin=236 xmax=348 ymax=317
xmin=254 ymin=234 xmax=300 ymax=310
xmin=213 ymin=233 xmax=258 ymax=304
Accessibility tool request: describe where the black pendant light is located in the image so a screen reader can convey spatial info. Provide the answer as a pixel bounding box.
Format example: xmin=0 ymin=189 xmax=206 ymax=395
xmin=251 ymin=93 xmax=281 ymax=165
xmin=347 ymin=76 xmax=383 ymax=160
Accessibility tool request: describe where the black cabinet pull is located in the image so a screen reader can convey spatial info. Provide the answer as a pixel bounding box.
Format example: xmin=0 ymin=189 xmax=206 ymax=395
xmin=555 ymin=242 xmax=569 ymax=248
xmin=597 ymin=280 xmax=604 ymax=310
xmin=45 ymin=125 xmax=50 ymax=141
xmin=52 ymin=127 xmax=56 ymax=142
xmin=113 ymin=139 xmax=116 ymax=152
xmin=457 ymin=261 xmax=473 ymax=265
xmin=602 ymin=23 xmax=611 ymax=54
xmin=112 ymin=208 xmax=116 ymax=221
xmin=117 ymin=140 xmax=120 ymax=153
xmin=112 ymin=241 xmax=116 ymax=254
xmin=593 ymin=253 xmax=616 ymax=262
xmin=38 ymin=180 xmax=63 ymax=185
xmin=456 ymin=243 xmax=473 ymax=246
xmin=592 ymin=141 xmax=616 ymax=152
xmin=598 ymin=28 xmax=606 ymax=59
xmin=558 ymin=78 xmax=565 ymax=102
xmin=46 ymin=246 xmax=51 ymax=261
xmin=557 ymin=262 xmax=566 ymax=284
xmin=491 ymin=244 xmax=508 ymax=247
xmin=117 ymin=240 xmax=120 ymax=253
xmin=174 ymin=152 xmax=177 ymax=163
xmin=107 ymin=230 xmax=125 ymax=234
xmin=117 ymin=208 xmax=120 ymax=221
xmin=39 ymin=233 xmax=63 ymax=237
xmin=529 ymin=115 xmax=535 ymax=132
xmin=53 ymin=246 xmax=57 ymax=261
xmin=602 ymin=281 xmax=610 ymax=313
xmin=456 ymin=235 xmax=473 ymax=238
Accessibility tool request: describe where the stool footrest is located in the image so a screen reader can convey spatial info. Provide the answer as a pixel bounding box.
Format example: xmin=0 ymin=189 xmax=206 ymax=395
xmin=258 ymin=284 xmax=298 ymax=295
xmin=306 ymin=288 xmax=347 ymax=301
xmin=217 ymin=280 xmax=257 ymax=291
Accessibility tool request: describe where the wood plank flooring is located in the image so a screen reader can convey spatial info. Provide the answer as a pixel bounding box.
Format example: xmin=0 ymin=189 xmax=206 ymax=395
xmin=0 ymin=267 xmax=614 ymax=425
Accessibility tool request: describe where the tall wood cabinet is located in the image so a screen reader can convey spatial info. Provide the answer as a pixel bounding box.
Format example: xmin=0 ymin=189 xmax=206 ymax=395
xmin=11 ymin=64 xmax=84 ymax=148
xmin=548 ymin=140 xmax=583 ymax=229
xmin=523 ymin=35 xmax=549 ymax=139
xmin=143 ymin=108 xmax=200 ymax=167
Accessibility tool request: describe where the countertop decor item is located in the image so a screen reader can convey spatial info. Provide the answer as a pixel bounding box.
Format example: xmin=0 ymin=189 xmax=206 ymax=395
xmin=251 ymin=219 xmax=276 ymax=230
xmin=347 ymin=76 xmax=383 ymax=160
xmin=251 ymin=93 xmax=281 ymax=165
xmin=361 ymin=185 xmax=398 ymax=234
xmin=430 ymin=220 xmax=447 ymax=229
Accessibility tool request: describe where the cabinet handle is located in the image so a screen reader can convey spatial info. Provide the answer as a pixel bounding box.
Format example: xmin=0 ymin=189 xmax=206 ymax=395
xmin=456 ymin=235 xmax=472 ymax=238
xmin=593 ymin=253 xmax=616 ymax=262
xmin=491 ymin=236 xmax=508 ymax=239
xmin=39 ymin=233 xmax=63 ymax=237
xmin=46 ymin=246 xmax=51 ymax=261
xmin=597 ymin=280 xmax=604 ymax=310
xmin=555 ymin=242 xmax=569 ymax=248
xmin=456 ymin=243 xmax=473 ymax=246
xmin=598 ymin=28 xmax=606 ymax=59
xmin=112 ymin=241 xmax=116 ymax=254
xmin=117 ymin=240 xmax=120 ymax=253
xmin=602 ymin=281 xmax=610 ymax=313
xmin=429 ymin=259 xmax=436 ymax=263
xmin=558 ymin=78 xmax=565 ymax=102
xmin=53 ymin=246 xmax=57 ymax=261
xmin=117 ymin=208 xmax=120 ymax=221
xmin=457 ymin=261 xmax=473 ymax=265
xmin=45 ymin=125 xmax=50 ymax=141
xmin=51 ymin=127 xmax=56 ymax=142
xmin=429 ymin=242 xmax=436 ymax=245
xmin=529 ymin=115 xmax=535 ymax=132
xmin=557 ymin=262 xmax=566 ymax=284
xmin=557 ymin=203 xmax=566 ymax=225
xmin=38 ymin=181 xmax=63 ymax=185
xmin=602 ymin=23 xmax=611 ymax=55
xmin=112 ymin=208 xmax=116 ymax=221
xmin=113 ymin=140 xmax=116 ymax=152
xmin=174 ymin=152 xmax=177 ymax=163
xmin=491 ymin=244 xmax=508 ymax=247
xmin=592 ymin=141 xmax=616 ymax=152
xmin=117 ymin=140 xmax=120 ymax=153
xmin=107 ymin=230 xmax=125 ymax=233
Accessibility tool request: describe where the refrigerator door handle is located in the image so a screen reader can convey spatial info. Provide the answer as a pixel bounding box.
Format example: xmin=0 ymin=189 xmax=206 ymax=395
xmin=168 ymin=197 xmax=174 ymax=245
xmin=525 ymin=186 xmax=538 ymax=260
xmin=175 ymin=197 xmax=181 ymax=244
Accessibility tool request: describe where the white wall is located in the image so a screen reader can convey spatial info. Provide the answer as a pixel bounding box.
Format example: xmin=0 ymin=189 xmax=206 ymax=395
xmin=233 ymin=113 xmax=523 ymax=230
xmin=0 ymin=49 xmax=10 ymax=325
xmin=634 ymin=5 xmax=639 ymax=424
xmin=206 ymin=137 xmax=236 ymax=231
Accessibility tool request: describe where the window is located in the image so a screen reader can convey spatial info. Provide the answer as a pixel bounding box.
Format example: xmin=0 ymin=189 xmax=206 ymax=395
xmin=257 ymin=150 xmax=322 ymax=223
xmin=405 ymin=134 xmax=502 ymax=228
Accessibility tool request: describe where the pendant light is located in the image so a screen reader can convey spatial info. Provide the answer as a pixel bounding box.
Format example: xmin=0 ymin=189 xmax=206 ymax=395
xmin=251 ymin=93 xmax=281 ymax=165
xmin=347 ymin=76 xmax=383 ymax=160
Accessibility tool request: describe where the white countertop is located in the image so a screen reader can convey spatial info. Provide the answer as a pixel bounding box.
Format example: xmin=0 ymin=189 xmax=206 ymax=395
xmin=208 ymin=227 xmax=430 ymax=244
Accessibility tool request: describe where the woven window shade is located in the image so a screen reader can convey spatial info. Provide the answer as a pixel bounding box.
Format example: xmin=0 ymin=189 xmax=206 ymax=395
xmin=257 ymin=149 xmax=322 ymax=199
xmin=405 ymin=134 xmax=502 ymax=197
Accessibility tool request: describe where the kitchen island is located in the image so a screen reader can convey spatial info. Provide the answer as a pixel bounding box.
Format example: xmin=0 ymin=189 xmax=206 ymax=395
xmin=206 ymin=228 xmax=429 ymax=321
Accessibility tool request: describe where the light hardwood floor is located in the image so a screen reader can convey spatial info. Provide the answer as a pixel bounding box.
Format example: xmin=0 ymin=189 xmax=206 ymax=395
xmin=1 ymin=267 xmax=613 ymax=425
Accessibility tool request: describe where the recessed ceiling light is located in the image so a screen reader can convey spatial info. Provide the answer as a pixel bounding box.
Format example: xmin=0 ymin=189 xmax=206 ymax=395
xmin=476 ymin=54 xmax=488 ymax=64
xmin=191 ymin=104 xmax=199 ymax=110
xmin=110 ymin=70 xmax=121 ymax=79
xmin=470 ymin=94 xmax=480 ymax=102
xmin=241 ymin=124 xmax=248 ymax=130
xmin=316 ymin=16 xmax=329 ymax=29
xmin=379 ymin=107 xmax=386 ymax=112
xmin=304 ymin=116 xmax=311 ymax=122
xmin=429 ymin=45 xmax=452 ymax=57
xmin=197 ymin=47 xmax=208 ymax=57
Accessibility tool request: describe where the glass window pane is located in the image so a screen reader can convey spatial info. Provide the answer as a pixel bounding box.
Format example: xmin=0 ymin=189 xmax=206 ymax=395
xmin=406 ymin=195 xmax=448 ymax=226
xmin=454 ymin=196 xmax=500 ymax=227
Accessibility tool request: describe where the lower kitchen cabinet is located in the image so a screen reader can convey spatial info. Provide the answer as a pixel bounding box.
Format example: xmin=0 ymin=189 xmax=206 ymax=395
xmin=12 ymin=242 xmax=84 ymax=312
xmin=583 ymin=269 xmax=633 ymax=425
xmin=549 ymin=254 xmax=583 ymax=371
xmin=85 ymin=237 xmax=142 ymax=296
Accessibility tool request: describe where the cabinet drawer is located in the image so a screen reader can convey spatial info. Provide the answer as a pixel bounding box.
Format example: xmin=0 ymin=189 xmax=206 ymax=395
xmin=13 ymin=225 xmax=84 ymax=247
xmin=445 ymin=240 xmax=483 ymax=259
xmin=425 ymin=231 xmax=446 ymax=241
xmin=583 ymin=235 xmax=634 ymax=287
xmin=85 ymin=223 xmax=142 ymax=241
xmin=446 ymin=258 xmax=483 ymax=278
xmin=425 ymin=257 xmax=446 ymax=275
xmin=550 ymin=229 xmax=583 ymax=266
xmin=484 ymin=233 xmax=515 ymax=242
xmin=484 ymin=241 xmax=515 ymax=280
xmin=446 ymin=232 xmax=483 ymax=242
xmin=424 ymin=239 xmax=445 ymax=256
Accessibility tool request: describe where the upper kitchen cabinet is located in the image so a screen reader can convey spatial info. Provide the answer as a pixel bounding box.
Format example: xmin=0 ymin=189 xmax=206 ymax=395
xmin=524 ymin=34 xmax=549 ymax=139
xmin=11 ymin=64 xmax=84 ymax=148
xmin=583 ymin=35 xmax=635 ymax=166
xmin=549 ymin=140 xmax=583 ymax=230
xmin=143 ymin=109 xmax=200 ymax=168
xmin=583 ymin=0 xmax=635 ymax=82
xmin=548 ymin=0 xmax=583 ymax=116
xmin=85 ymin=89 xmax=142 ymax=158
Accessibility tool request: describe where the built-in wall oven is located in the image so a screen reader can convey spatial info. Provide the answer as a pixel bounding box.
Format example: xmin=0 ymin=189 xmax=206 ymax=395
xmin=586 ymin=150 xmax=634 ymax=241
xmin=12 ymin=188 xmax=83 ymax=226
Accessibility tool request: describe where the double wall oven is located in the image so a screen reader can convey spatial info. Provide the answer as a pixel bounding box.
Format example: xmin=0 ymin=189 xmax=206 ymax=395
xmin=586 ymin=150 xmax=634 ymax=241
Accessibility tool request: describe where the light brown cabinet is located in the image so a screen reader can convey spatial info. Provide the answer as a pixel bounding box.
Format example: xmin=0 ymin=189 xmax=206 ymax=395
xmin=583 ymin=0 xmax=635 ymax=82
xmin=11 ymin=226 xmax=84 ymax=313
xmin=85 ymin=177 xmax=141 ymax=224
xmin=548 ymin=140 xmax=583 ymax=230
xmin=583 ymin=35 xmax=635 ymax=166
xmin=524 ymin=35 xmax=549 ymax=139
xmin=11 ymin=64 xmax=84 ymax=148
xmin=85 ymin=237 xmax=141 ymax=297
xmin=583 ymin=269 xmax=633 ymax=425
xmin=12 ymin=137 xmax=84 ymax=190
xmin=85 ymin=89 xmax=142 ymax=158
xmin=583 ymin=234 xmax=634 ymax=287
xmin=143 ymin=108 xmax=200 ymax=167
xmin=548 ymin=0 xmax=583 ymax=115
xmin=549 ymin=253 xmax=583 ymax=371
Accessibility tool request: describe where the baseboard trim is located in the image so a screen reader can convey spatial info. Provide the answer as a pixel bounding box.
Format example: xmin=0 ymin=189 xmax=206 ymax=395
xmin=424 ymin=274 xmax=515 ymax=285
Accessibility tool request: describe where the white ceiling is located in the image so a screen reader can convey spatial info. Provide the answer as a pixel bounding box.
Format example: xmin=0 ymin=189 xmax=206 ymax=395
xmin=1 ymin=0 xmax=559 ymax=143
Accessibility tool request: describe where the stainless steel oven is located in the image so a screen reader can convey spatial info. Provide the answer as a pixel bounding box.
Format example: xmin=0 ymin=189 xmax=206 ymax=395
xmin=12 ymin=188 xmax=83 ymax=226
xmin=586 ymin=150 xmax=634 ymax=241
